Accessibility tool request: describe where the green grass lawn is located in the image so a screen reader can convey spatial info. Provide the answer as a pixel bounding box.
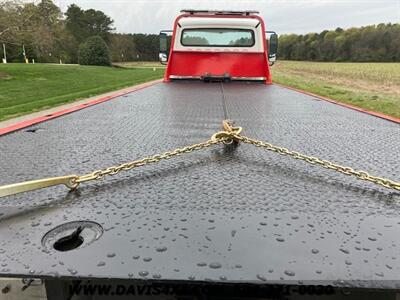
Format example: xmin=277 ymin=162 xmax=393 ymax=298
xmin=0 ymin=63 xmax=164 ymax=121
xmin=272 ymin=61 xmax=400 ymax=118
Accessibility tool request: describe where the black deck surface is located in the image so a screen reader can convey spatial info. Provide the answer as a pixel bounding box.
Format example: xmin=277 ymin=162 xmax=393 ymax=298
xmin=0 ymin=82 xmax=399 ymax=288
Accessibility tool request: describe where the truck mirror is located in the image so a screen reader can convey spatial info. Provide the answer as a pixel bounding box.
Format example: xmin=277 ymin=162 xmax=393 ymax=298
xmin=269 ymin=33 xmax=278 ymax=55
xmin=269 ymin=54 xmax=276 ymax=66
xmin=160 ymin=33 xmax=168 ymax=53
xmin=159 ymin=30 xmax=172 ymax=65
xmin=159 ymin=53 xmax=168 ymax=64
xmin=266 ymin=31 xmax=278 ymax=66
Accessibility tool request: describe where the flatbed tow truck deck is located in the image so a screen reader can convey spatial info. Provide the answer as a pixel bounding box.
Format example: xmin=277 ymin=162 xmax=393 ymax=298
xmin=0 ymin=81 xmax=399 ymax=298
xmin=1 ymin=8 xmax=400 ymax=299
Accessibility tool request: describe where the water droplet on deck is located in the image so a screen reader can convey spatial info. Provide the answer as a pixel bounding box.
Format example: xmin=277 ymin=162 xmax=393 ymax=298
xmin=284 ymin=270 xmax=295 ymax=277
xmin=68 ymin=268 xmax=77 ymax=275
xmin=143 ymin=257 xmax=152 ymax=262
xmin=209 ymin=262 xmax=222 ymax=269
xmin=339 ymin=248 xmax=350 ymax=254
xmin=139 ymin=271 xmax=149 ymax=277
xmin=256 ymin=274 xmax=266 ymax=281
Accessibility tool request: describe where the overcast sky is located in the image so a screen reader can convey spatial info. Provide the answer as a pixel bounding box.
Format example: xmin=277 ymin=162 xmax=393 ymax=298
xmin=55 ymin=0 xmax=400 ymax=34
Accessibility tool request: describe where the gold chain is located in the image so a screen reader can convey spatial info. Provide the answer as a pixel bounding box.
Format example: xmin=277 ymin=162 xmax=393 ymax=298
xmin=232 ymin=134 xmax=400 ymax=191
xmin=74 ymin=139 xmax=222 ymax=184
xmin=74 ymin=121 xmax=243 ymax=185
xmin=0 ymin=120 xmax=398 ymax=198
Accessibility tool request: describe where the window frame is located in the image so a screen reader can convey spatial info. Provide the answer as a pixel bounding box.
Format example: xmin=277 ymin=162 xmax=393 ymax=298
xmin=180 ymin=28 xmax=256 ymax=48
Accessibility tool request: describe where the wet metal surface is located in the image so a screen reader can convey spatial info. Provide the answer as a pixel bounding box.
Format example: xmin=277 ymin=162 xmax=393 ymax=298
xmin=0 ymin=82 xmax=399 ymax=287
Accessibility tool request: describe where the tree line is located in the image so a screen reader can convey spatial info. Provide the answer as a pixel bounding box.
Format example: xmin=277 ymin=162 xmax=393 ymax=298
xmin=1 ymin=0 xmax=399 ymax=64
xmin=0 ymin=0 xmax=159 ymax=63
xmin=278 ymin=23 xmax=400 ymax=62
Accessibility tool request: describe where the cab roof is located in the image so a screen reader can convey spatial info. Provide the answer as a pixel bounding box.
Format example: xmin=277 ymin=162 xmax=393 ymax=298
xmin=178 ymin=16 xmax=260 ymax=28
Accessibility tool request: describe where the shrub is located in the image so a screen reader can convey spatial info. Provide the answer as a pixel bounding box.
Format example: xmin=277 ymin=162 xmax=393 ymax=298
xmin=78 ymin=36 xmax=111 ymax=66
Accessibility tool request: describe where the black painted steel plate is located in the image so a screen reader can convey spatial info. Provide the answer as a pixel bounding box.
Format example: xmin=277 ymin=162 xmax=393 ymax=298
xmin=0 ymin=82 xmax=399 ymax=288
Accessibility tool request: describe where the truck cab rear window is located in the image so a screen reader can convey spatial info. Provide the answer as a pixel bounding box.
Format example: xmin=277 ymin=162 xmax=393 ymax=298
xmin=181 ymin=28 xmax=255 ymax=47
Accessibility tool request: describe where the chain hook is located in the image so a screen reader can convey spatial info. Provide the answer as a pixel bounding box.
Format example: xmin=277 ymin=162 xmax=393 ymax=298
xmin=212 ymin=120 xmax=243 ymax=144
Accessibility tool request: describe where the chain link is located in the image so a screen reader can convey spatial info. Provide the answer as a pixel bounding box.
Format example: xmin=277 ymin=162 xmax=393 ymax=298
xmin=232 ymin=134 xmax=400 ymax=191
xmin=72 ymin=120 xmax=400 ymax=192
xmin=74 ymin=139 xmax=224 ymax=183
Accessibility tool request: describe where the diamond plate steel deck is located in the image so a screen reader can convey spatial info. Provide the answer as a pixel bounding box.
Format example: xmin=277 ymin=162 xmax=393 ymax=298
xmin=0 ymin=82 xmax=399 ymax=288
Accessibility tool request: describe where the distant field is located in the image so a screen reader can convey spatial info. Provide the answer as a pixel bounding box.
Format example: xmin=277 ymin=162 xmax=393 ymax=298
xmin=272 ymin=61 xmax=400 ymax=118
xmin=0 ymin=64 xmax=164 ymax=121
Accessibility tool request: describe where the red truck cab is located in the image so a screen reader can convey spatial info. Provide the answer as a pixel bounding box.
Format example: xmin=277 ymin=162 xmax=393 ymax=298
xmin=160 ymin=10 xmax=278 ymax=84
